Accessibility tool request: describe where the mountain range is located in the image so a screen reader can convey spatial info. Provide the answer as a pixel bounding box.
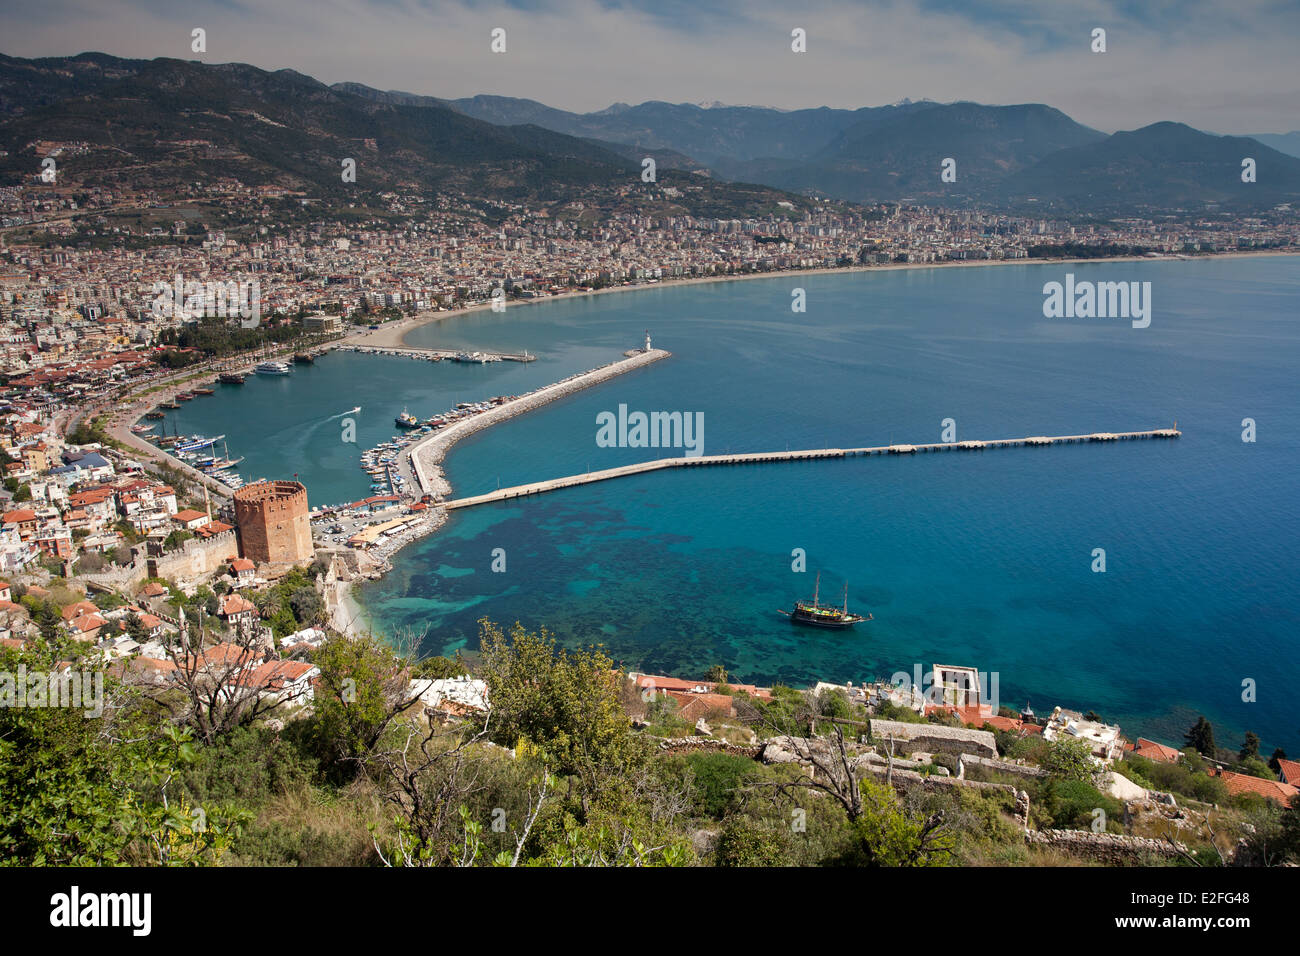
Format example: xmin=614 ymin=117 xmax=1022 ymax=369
xmin=0 ymin=53 xmax=807 ymax=220
xmin=2 ymin=51 xmax=1299 ymax=216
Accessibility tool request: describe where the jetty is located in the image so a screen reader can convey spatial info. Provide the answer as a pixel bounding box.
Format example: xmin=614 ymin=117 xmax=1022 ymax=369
xmin=331 ymin=344 xmax=536 ymax=363
xmin=406 ymin=348 xmax=672 ymax=497
xmin=441 ymin=427 xmax=1181 ymax=510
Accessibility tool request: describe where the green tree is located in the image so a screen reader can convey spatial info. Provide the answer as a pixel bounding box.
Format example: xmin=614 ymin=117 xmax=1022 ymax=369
xmin=0 ymin=644 xmax=246 ymax=865
xmin=288 ymin=586 xmax=323 ymax=626
xmin=714 ymin=816 xmax=793 ymax=866
xmin=1185 ymin=716 xmax=1217 ymax=757
xmin=477 ymin=618 xmax=647 ymax=807
xmin=123 ymin=612 xmax=149 ymax=641
xmin=842 ymin=777 xmax=953 ymax=866
xmin=306 ymin=634 xmax=417 ymax=782
xmin=1040 ymin=735 xmax=1096 ymax=782
xmin=1240 ymin=732 xmax=1261 ymax=762
xmin=411 ymin=652 xmax=468 ymax=680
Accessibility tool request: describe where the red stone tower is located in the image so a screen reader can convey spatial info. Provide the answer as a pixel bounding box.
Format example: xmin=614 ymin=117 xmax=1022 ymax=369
xmin=233 ymin=480 xmax=313 ymax=565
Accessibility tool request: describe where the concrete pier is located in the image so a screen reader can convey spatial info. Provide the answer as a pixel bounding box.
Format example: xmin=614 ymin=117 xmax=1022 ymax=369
xmin=405 ymin=348 xmax=672 ymax=497
xmin=441 ymin=427 xmax=1181 ymax=510
xmin=331 ymin=344 xmax=536 ymax=362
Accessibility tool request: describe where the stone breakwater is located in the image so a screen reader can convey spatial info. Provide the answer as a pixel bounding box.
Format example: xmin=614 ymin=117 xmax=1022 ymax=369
xmin=346 ymin=349 xmax=672 ymax=575
xmin=405 ymin=348 xmax=672 ymax=500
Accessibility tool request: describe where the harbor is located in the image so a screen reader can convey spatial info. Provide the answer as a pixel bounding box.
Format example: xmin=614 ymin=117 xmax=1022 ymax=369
xmin=406 ymin=346 xmax=672 ymax=500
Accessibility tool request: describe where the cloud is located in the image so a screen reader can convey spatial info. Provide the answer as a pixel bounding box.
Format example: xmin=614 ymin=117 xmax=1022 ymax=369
xmin=3 ymin=0 xmax=1297 ymax=133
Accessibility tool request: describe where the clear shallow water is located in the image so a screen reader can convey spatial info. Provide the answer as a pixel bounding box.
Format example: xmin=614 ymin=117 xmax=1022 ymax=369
xmin=170 ymin=259 xmax=1300 ymax=751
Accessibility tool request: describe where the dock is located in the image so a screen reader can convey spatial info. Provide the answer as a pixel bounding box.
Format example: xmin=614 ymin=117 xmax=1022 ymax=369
xmin=441 ymin=427 xmax=1181 ymax=510
xmin=330 ymin=344 xmax=536 ymax=362
xmin=406 ymin=348 xmax=672 ymax=497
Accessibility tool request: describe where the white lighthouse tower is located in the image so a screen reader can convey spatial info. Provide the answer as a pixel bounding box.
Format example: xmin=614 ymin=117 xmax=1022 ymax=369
xmin=644 ymin=329 xmax=652 ymax=352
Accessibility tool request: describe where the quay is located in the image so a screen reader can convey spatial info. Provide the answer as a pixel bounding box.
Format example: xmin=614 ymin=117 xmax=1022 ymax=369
xmin=441 ymin=427 xmax=1181 ymax=510
xmin=330 ymin=344 xmax=536 ymax=363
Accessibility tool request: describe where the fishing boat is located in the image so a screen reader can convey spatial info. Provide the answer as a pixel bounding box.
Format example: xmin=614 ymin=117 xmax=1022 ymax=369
xmin=778 ymin=573 xmax=871 ymax=629
xmin=395 ymin=408 xmax=420 ymax=429
xmin=254 ymin=361 xmax=292 ymax=376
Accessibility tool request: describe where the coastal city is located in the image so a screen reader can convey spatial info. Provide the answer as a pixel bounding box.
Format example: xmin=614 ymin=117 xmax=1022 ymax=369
xmin=1 ymin=1 xmax=1298 ymax=899
xmin=2 ymin=186 xmax=1297 ymax=871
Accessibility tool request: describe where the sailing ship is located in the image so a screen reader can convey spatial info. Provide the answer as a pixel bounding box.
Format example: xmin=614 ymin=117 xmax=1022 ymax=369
xmin=778 ymin=573 xmax=871 ymax=629
xmin=218 ymin=372 xmax=246 ymax=385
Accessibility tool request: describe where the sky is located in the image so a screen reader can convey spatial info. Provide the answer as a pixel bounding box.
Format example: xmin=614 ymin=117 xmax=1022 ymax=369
xmin=2 ymin=0 xmax=1297 ymax=134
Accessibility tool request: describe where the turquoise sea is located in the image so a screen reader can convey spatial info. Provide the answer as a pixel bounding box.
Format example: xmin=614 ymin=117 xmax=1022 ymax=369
xmin=152 ymin=257 xmax=1300 ymax=752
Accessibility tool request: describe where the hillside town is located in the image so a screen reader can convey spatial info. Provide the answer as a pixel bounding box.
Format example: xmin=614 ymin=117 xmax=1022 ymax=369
xmin=4 ymin=173 xmax=1298 ymax=396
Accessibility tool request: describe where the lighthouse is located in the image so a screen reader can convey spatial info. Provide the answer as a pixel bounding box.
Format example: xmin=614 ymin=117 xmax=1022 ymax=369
xmin=644 ymin=329 xmax=652 ymax=352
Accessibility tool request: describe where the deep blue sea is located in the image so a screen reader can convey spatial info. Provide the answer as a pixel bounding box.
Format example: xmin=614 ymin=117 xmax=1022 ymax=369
xmin=151 ymin=258 xmax=1300 ymax=752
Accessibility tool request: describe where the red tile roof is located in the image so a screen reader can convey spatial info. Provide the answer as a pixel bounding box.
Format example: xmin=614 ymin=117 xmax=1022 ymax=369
xmin=1133 ymin=738 xmax=1183 ymax=763
xmin=218 ymin=593 xmax=257 ymax=617
xmin=1277 ymin=759 xmax=1300 ymax=787
xmin=1212 ymin=769 xmax=1299 ymax=805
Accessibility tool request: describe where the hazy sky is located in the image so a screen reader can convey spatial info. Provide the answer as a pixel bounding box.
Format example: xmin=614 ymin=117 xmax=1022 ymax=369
xmin=3 ymin=0 xmax=1298 ymax=134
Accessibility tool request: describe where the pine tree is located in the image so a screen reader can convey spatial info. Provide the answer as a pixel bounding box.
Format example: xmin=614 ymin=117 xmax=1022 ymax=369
xmin=1240 ymin=731 xmax=1261 ymax=761
xmin=1185 ymin=716 xmax=1217 ymax=757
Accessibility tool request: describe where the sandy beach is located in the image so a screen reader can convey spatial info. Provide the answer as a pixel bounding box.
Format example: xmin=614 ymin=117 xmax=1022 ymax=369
xmin=334 ymin=249 xmax=1299 ymax=352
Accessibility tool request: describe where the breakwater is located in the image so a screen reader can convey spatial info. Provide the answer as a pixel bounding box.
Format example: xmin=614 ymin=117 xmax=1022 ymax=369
xmin=404 ymin=348 xmax=672 ymax=500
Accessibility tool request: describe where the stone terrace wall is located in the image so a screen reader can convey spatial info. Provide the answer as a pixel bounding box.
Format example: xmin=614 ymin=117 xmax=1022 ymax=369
xmin=869 ymin=719 xmax=997 ymax=758
xmin=1024 ymin=829 xmax=1187 ymax=863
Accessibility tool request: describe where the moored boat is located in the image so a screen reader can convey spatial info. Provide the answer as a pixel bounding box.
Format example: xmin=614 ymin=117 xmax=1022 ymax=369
xmin=778 ymin=573 xmax=871 ymax=629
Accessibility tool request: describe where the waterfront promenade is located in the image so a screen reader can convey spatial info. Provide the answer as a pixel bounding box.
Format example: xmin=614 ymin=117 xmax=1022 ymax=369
xmin=441 ymin=427 xmax=1182 ymax=510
